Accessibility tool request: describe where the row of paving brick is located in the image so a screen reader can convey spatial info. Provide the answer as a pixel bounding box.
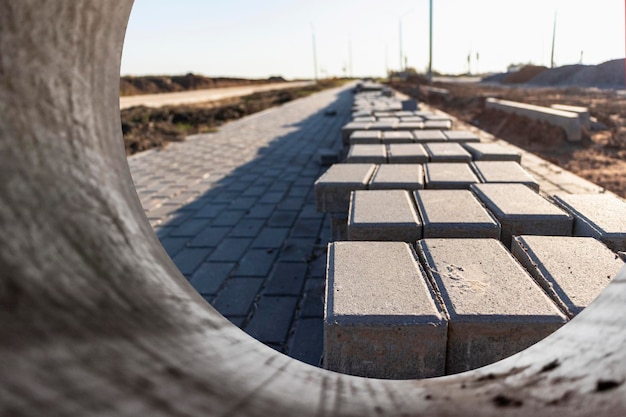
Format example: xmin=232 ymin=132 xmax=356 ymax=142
xmin=319 ymin=87 xmax=626 ymax=379
xmin=128 ymin=84 xmax=359 ymax=365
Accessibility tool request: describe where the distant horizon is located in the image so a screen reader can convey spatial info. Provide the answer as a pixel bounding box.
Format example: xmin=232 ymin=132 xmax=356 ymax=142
xmin=121 ymin=0 xmax=625 ymax=79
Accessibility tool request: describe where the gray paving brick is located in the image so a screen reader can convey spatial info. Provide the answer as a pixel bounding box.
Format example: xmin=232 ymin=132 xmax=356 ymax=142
xmin=264 ymin=262 xmax=308 ymax=296
xmin=413 ymin=129 xmax=447 ymax=143
xmin=251 ymin=227 xmax=290 ymax=249
xmin=425 ymin=143 xmax=472 ymax=162
xmin=326 ymin=241 xmax=447 ymax=379
xmin=288 ymin=318 xmax=324 ymax=366
xmin=244 ymin=204 xmax=276 ymax=219
xmin=381 ymin=130 xmax=414 ymax=144
xmin=169 ymin=218 xmax=211 ymax=237
xmin=511 ymin=235 xmax=623 ymax=318
xmin=417 ymin=238 xmax=567 ymax=374
xmin=443 ymin=130 xmax=480 ymax=143
xmin=349 ymin=130 xmax=381 ymax=144
xmin=208 ymin=238 xmax=253 ymax=262
xmin=245 ymin=296 xmax=299 ymax=344
xmin=386 ymin=143 xmax=429 ymax=163
xmin=193 ymin=203 xmax=228 ymax=219
xmin=187 ymin=226 xmax=231 ymax=248
xmin=424 ymin=163 xmax=480 ymax=189
xmin=462 ymin=142 xmax=522 ymax=162
xmin=236 ymin=248 xmax=278 ymax=277
xmin=345 ymin=144 xmax=387 ymax=163
xmin=290 ymin=218 xmax=323 ymax=238
xmin=268 ymin=210 xmax=299 ymax=227
xmin=368 ymin=164 xmax=424 ymax=190
xmin=553 ymin=193 xmax=626 ymax=252
xmin=159 ymin=236 xmax=189 ymax=256
xmin=172 ymin=248 xmax=212 ymax=276
xmin=212 ymin=209 xmax=247 ymax=226
xmin=228 ymin=196 xmax=259 ymax=210
xmin=472 ymin=161 xmax=539 ymax=191
xmin=472 ymin=183 xmax=573 ymax=247
xmin=279 ymin=238 xmax=317 ymax=262
xmin=189 ymin=262 xmax=235 ymax=295
xmin=228 ymin=219 xmax=265 ymax=238
xmin=314 ymin=163 xmax=376 ymax=213
xmin=212 ymin=278 xmax=264 ymax=316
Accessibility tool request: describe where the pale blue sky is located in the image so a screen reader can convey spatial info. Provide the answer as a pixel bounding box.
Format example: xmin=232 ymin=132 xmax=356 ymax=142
xmin=121 ymin=0 xmax=625 ymax=79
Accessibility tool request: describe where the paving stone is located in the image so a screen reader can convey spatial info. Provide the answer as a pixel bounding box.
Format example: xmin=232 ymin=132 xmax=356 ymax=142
xmin=325 ymin=241 xmax=447 ymax=379
xmin=169 ymin=218 xmax=211 ymax=237
xmin=228 ymin=219 xmax=265 ymax=238
xmin=349 ymin=130 xmax=381 ymax=145
xmin=381 ymin=131 xmax=414 ymax=144
xmin=159 ymin=236 xmax=189 ymax=257
xmin=236 ymin=248 xmax=278 ymax=277
xmin=342 ymin=121 xmax=372 ymax=144
xmin=251 ymin=227 xmax=290 ymax=249
xmin=207 ymin=238 xmax=253 ymax=262
xmin=472 ymin=161 xmax=539 ymax=191
xmin=462 ymin=142 xmax=522 ymax=162
xmin=264 ymin=262 xmax=309 ymax=295
xmin=417 ymin=238 xmax=567 ymax=374
xmin=290 ymin=218 xmax=323 ymax=238
xmin=370 ymin=120 xmax=398 ymax=131
xmin=189 ymin=262 xmax=236 ymax=295
xmin=471 ymin=183 xmax=573 ymax=247
xmin=188 ymin=226 xmax=231 ymax=248
xmin=289 ymin=318 xmax=324 ymax=366
xmin=415 ymin=189 xmax=500 ymax=238
xmin=244 ymin=204 xmax=276 ymax=219
xmin=345 ymin=144 xmax=387 ymax=163
xmin=443 ymin=130 xmax=480 ymax=143
xmin=413 ymin=129 xmax=447 ymax=143
xmin=212 ymin=278 xmax=264 ymax=316
xmin=424 ymin=119 xmax=452 ymax=130
xmin=553 ymin=193 xmax=626 ymax=252
xmin=424 ymin=163 xmax=480 ymax=189
xmin=425 ymin=143 xmax=472 ymax=162
xmin=300 ymin=280 xmax=325 ymax=318
xmin=347 ymin=190 xmax=423 ymax=242
xmin=395 ymin=121 xmax=425 ymax=131
xmin=245 ymin=296 xmax=299 ymax=344
xmin=211 ymin=209 xmax=247 ymax=226
xmin=511 ymin=235 xmax=624 ymax=318
xmin=268 ymin=210 xmax=299 ymax=227
xmin=330 ymin=213 xmax=348 ymax=241
xmin=386 ymin=143 xmax=429 ymax=163
xmin=278 ymin=237 xmax=317 ymax=262
xmin=368 ymin=164 xmax=424 ymax=190
xmin=315 ymin=163 xmax=376 ymax=213
xmin=172 ymin=248 xmax=211 ymax=276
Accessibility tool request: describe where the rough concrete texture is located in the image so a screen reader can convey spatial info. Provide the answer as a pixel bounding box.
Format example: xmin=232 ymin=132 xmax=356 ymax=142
xmin=424 ymin=163 xmax=480 ymax=189
xmin=462 ymin=142 xmax=522 ymax=162
xmin=325 ymin=241 xmax=447 ymax=379
xmin=553 ymin=193 xmax=626 ymax=252
xmin=342 ymin=121 xmax=372 ymax=144
xmin=315 ymin=163 xmax=376 ymax=213
xmin=415 ymin=189 xmax=500 ymax=238
xmin=417 ymin=238 xmax=567 ymax=374
xmin=512 ymin=235 xmax=624 ymax=318
xmin=425 ymin=143 xmax=472 ymax=162
xmin=331 ymin=213 xmax=349 ymax=241
xmin=471 ymin=183 xmax=573 ymax=247
xmin=387 ymin=143 xmax=429 ymax=163
xmin=413 ymin=130 xmax=447 ymax=143
xmin=349 ymin=130 xmax=380 ymax=145
xmin=443 ymin=130 xmax=480 ymax=143
xmin=471 ymin=161 xmax=540 ymax=191
xmin=347 ymin=190 xmax=423 ymax=242
xmin=369 ymin=164 xmax=424 ymax=190
xmin=345 ymin=144 xmax=387 ymax=164
xmin=381 ymin=130 xmax=414 ymax=144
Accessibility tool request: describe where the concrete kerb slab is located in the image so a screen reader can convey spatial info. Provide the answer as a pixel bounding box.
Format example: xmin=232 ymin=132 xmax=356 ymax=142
xmin=471 ymin=183 xmax=573 ymax=247
xmin=381 ymin=131 xmax=414 ymax=144
xmin=387 ymin=143 xmax=429 ymax=163
xmin=413 ymin=130 xmax=447 ymax=143
xmin=315 ymin=163 xmax=376 ymax=213
xmin=349 ymin=130 xmax=381 ymax=145
xmin=443 ymin=130 xmax=480 ymax=143
xmin=345 ymin=144 xmax=387 ymax=164
xmin=424 ymin=163 xmax=480 ymax=189
xmin=553 ymin=193 xmax=626 ymax=252
xmin=512 ymin=235 xmax=624 ymax=318
xmin=425 ymin=143 xmax=472 ymax=163
xmin=486 ymin=97 xmax=582 ymax=142
xmin=347 ymin=190 xmax=423 ymax=242
xmin=369 ymin=164 xmax=424 ymax=190
xmin=414 ymin=189 xmax=500 ymax=238
xmin=325 ymin=241 xmax=447 ymax=379
xmin=462 ymin=142 xmax=522 ymax=162
xmin=417 ymin=238 xmax=567 ymax=374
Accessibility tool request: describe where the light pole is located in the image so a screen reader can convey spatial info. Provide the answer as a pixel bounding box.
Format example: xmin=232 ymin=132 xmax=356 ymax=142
xmin=397 ymin=9 xmax=413 ymax=72
xmin=428 ymin=0 xmax=433 ymax=83
xmin=311 ymin=24 xmax=318 ymax=81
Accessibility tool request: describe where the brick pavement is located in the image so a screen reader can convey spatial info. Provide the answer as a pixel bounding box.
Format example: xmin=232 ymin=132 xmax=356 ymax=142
xmin=128 ymin=84 xmax=354 ymax=365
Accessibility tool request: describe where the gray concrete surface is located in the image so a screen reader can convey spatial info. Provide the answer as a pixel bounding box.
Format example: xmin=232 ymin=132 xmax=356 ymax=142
xmin=414 ymin=130 xmax=447 ymax=143
xmin=387 ymin=143 xmax=430 ymax=163
xmin=462 ymin=142 xmax=522 ymax=162
xmin=471 ymin=183 xmax=573 ymax=247
xmin=315 ymin=163 xmax=376 ymax=213
xmin=347 ymin=190 xmax=422 ymax=242
xmin=415 ymin=189 xmax=500 ymax=238
xmin=471 ymin=161 xmax=540 ymax=191
xmin=424 ymin=163 xmax=480 ymax=189
xmin=443 ymin=130 xmax=480 ymax=143
xmin=325 ymin=241 xmax=447 ymax=379
xmin=425 ymin=143 xmax=472 ymax=162
xmin=349 ymin=130 xmax=380 ymax=144
xmin=417 ymin=238 xmax=567 ymax=374
xmin=369 ymin=164 xmax=425 ymax=190
xmin=381 ymin=130 xmax=414 ymax=143
xmin=345 ymin=144 xmax=387 ymax=163
xmin=512 ymin=235 xmax=624 ymax=318
xmin=553 ymin=193 xmax=626 ymax=252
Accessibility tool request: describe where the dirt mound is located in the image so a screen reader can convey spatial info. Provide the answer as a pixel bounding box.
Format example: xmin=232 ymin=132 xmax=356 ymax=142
xmin=501 ymin=65 xmax=548 ymax=84
xmin=525 ymin=59 xmax=625 ymax=89
xmin=120 ymin=74 xmax=272 ymax=96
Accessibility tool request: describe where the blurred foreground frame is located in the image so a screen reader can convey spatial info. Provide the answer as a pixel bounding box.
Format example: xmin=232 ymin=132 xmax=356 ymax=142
xmin=1 ymin=1 xmax=626 ymax=415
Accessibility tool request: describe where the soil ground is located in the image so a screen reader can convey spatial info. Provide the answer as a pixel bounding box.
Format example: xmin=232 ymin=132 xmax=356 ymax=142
xmin=122 ymin=78 xmax=348 ymax=155
xmin=391 ymin=77 xmax=626 ymax=198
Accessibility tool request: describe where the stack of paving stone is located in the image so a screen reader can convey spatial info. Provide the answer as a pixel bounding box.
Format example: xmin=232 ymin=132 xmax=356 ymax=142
xmin=316 ymin=88 xmax=626 ymax=380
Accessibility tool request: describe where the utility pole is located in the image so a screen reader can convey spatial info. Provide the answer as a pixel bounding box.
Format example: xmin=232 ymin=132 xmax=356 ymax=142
xmin=399 ymin=18 xmax=403 ymax=71
xmin=550 ymin=12 xmax=557 ymax=68
xmin=428 ymin=0 xmax=433 ymax=83
xmin=348 ymin=36 xmax=353 ymax=78
xmin=311 ymin=24 xmax=318 ymax=81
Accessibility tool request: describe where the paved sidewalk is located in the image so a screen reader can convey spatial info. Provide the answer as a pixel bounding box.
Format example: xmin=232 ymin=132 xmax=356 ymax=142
xmin=128 ymin=84 xmax=354 ymax=366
